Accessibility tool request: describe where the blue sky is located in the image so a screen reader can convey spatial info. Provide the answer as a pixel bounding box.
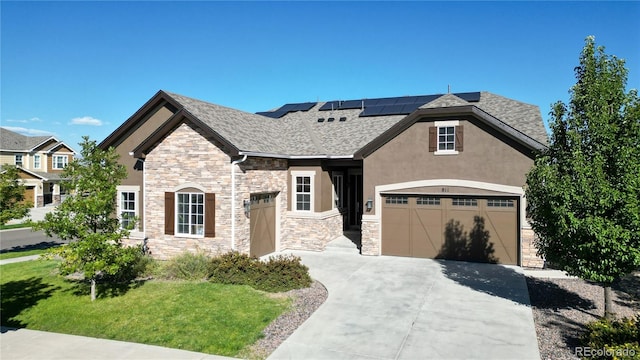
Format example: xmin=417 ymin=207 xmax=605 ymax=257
xmin=2 ymin=1 xmax=639 ymax=151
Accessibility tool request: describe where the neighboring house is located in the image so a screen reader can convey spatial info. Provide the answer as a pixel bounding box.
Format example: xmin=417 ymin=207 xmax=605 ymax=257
xmin=0 ymin=127 xmax=76 ymax=207
xmin=100 ymin=90 xmax=547 ymax=268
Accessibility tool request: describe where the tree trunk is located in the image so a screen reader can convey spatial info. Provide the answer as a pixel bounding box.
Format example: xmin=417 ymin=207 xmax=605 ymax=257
xmin=91 ymin=279 xmax=96 ymax=302
xmin=604 ymin=285 xmax=614 ymax=319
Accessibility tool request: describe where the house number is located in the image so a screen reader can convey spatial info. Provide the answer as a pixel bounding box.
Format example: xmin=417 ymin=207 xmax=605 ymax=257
xmin=441 ymin=187 xmax=449 ymax=193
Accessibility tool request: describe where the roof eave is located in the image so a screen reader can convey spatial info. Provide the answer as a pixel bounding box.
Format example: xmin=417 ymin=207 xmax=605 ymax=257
xmin=237 ymin=151 xmax=353 ymax=160
xmin=99 ymin=90 xmax=182 ymax=150
xmin=132 ymin=109 xmax=240 ymax=159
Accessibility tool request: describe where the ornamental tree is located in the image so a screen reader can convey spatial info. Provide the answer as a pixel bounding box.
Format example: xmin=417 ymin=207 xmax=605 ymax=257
xmin=0 ymin=165 xmax=32 ymax=225
xmin=525 ymin=36 xmax=640 ymax=319
xmin=35 ymin=136 xmax=140 ymax=301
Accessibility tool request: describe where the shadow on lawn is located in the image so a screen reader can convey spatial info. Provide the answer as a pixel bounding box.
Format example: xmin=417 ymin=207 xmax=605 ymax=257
xmin=65 ymin=278 xmax=147 ymax=299
xmin=1 ymin=277 xmax=60 ymax=330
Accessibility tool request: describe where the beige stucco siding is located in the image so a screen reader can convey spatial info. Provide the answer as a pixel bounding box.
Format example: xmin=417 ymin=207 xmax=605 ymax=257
xmin=363 ymin=119 xmax=534 ymax=215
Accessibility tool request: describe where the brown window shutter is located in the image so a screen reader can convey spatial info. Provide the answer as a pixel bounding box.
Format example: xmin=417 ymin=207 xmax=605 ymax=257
xmin=428 ymin=126 xmax=437 ymax=152
xmin=455 ymin=125 xmax=464 ymax=152
xmin=205 ymin=193 xmax=216 ymax=237
xmin=164 ymin=192 xmax=175 ymax=235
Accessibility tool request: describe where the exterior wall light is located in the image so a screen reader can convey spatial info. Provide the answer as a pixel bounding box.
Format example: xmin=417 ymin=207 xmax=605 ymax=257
xmin=366 ymin=198 xmax=373 ymax=211
xmin=243 ymin=199 xmax=251 ymax=217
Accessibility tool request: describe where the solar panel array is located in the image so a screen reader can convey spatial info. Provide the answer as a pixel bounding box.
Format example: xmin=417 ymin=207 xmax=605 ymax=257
xmin=256 ymin=102 xmax=317 ymax=118
xmin=257 ymin=92 xmax=481 ymax=119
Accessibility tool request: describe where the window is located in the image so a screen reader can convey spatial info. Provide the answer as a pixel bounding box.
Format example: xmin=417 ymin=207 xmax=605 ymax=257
xmin=487 ymin=199 xmax=515 ymax=208
xmin=120 ymin=192 xmax=136 ymax=229
xmin=52 ymin=155 xmax=68 ymax=169
xmin=332 ymin=172 xmax=344 ymax=209
xmin=429 ymin=121 xmax=463 ymax=154
xmin=452 ymin=198 xmax=477 ymax=207
xmin=165 ymin=191 xmax=215 ymax=237
xmin=33 ymin=155 xmax=41 ymax=169
xmin=295 ymin=177 xmax=311 ymax=211
xmin=291 ymin=171 xmax=315 ymax=212
xmin=15 ymin=155 xmax=23 ymax=166
xmin=177 ymin=193 xmax=204 ymax=236
xmin=438 ymin=127 xmax=455 ymax=151
xmin=416 ymin=196 xmax=440 ymax=206
xmin=385 ymin=196 xmax=408 ymax=204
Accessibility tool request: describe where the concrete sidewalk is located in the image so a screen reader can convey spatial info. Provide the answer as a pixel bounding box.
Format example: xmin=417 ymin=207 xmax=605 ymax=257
xmin=1 ymin=327 xmax=234 ymax=360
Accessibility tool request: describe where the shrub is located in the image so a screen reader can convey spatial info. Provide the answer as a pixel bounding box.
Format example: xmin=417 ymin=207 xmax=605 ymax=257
xmin=208 ymin=252 xmax=311 ymax=292
xmin=103 ymin=245 xmax=147 ymax=282
xmin=163 ymin=251 xmax=211 ymax=280
xmin=254 ymin=254 xmax=312 ymax=292
xmin=581 ymin=316 xmax=640 ymax=359
xmin=208 ymin=251 xmax=260 ymax=286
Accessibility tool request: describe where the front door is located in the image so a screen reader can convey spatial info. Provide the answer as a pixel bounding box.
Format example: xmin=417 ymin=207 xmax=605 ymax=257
xmin=347 ymin=170 xmax=363 ymax=229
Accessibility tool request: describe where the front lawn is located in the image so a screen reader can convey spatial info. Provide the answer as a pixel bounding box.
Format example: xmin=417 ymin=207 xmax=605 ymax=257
xmin=0 ymin=249 xmax=47 ymax=260
xmin=0 ymin=259 xmax=290 ymax=357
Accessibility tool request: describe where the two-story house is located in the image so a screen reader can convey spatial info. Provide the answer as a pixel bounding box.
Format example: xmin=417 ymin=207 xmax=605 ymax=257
xmin=0 ymin=127 xmax=76 ymax=207
xmin=100 ymin=90 xmax=549 ymax=268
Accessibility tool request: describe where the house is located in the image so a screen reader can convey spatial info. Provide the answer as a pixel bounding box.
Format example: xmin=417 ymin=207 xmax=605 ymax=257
xmin=0 ymin=128 xmax=76 ymax=207
xmin=100 ymin=90 xmax=547 ymax=268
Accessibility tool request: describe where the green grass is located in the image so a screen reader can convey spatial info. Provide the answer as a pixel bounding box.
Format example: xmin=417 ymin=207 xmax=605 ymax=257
xmin=0 ymin=260 xmax=291 ymax=357
xmin=0 ymin=249 xmax=47 ymax=260
xmin=0 ymin=222 xmax=32 ymax=230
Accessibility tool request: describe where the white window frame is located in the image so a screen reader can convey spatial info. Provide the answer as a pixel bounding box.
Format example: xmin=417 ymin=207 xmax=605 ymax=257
xmin=33 ymin=154 xmax=41 ymax=169
xmin=52 ymin=155 xmax=68 ymax=169
xmin=434 ymin=120 xmax=459 ymax=155
xmin=117 ymin=186 xmax=140 ymax=232
xmin=291 ymin=170 xmax=315 ymax=212
xmin=332 ymin=172 xmax=344 ymax=209
xmin=176 ymin=192 xmax=205 ymax=237
xmin=15 ymin=154 xmax=23 ymax=166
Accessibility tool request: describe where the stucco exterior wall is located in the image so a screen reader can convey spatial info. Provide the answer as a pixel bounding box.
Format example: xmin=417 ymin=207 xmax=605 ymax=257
xmin=363 ymin=119 xmax=535 ymax=215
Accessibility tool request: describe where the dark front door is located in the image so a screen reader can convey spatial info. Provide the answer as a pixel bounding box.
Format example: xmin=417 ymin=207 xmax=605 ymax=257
xmin=347 ymin=171 xmax=363 ymax=229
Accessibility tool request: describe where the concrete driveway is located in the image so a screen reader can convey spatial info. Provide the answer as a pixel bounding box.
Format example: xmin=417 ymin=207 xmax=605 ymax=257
xmin=268 ymin=250 xmax=540 ymax=360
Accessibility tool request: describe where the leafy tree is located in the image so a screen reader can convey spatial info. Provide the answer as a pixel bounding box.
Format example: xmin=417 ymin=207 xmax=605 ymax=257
xmin=36 ymin=136 xmax=141 ymax=301
xmin=0 ymin=164 xmax=32 ymax=225
xmin=526 ymin=36 xmax=640 ymax=319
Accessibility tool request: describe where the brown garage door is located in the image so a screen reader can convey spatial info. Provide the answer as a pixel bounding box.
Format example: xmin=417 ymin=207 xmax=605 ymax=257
xmin=23 ymin=186 xmax=35 ymax=206
xmin=250 ymin=193 xmax=277 ymax=258
xmin=382 ymin=195 xmax=518 ymax=265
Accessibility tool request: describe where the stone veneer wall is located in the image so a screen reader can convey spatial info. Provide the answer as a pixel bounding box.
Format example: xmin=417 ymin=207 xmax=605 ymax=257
xmin=521 ymin=227 xmax=545 ymax=268
xmin=282 ymin=210 xmax=343 ymax=251
xmin=144 ymin=123 xmax=236 ymax=259
xmin=360 ymin=218 xmax=380 ymax=255
xmin=233 ymin=157 xmax=288 ymax=254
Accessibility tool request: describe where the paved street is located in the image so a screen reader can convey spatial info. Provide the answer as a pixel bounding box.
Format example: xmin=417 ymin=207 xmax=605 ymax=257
xmin=0 ymin=228 xmax=65 ymax=251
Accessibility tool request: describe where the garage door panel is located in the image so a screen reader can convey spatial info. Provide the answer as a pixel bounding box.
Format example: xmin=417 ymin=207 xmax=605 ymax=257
xmin=382 ymin=195 xmax=519 ymax=265
xmin=411 ymin=208 xmax=442 ymax=258
xmin=250 ymin=193 xmax=276 ymax=258
xmin=381 ymin=207 xmax=411 ymax=256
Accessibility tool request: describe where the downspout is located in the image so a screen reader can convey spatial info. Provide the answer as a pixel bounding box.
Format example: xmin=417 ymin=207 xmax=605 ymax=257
xmin=231 ymin=154 xmax=248 ymax=251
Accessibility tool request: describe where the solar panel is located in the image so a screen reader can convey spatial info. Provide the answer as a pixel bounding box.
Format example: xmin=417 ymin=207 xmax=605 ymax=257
xmin=256 ymin=102 xmax=317 ymax=118
xmin=360 ymin=106 xmax=385 ymax=117
xmin=453 ymin=92 xmax=481 ymax=102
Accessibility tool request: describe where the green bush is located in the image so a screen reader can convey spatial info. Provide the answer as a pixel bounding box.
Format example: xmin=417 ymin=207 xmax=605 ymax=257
xmin=208 ymin=251 xmax=260 ymax=286
xmin=581 ymin=316 xmax=640 ymax=359
xmin=163 ymin=251 xmax=211 ymax=280
xmin=208 ymin=252 xmax=311 ymax=292
xmin=103 ymin=245 xmax=147 ymax=282
xmin=255 ymin=254 xmax=312 ymax=292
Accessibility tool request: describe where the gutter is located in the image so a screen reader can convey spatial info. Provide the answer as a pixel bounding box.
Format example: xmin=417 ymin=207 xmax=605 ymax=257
xmin=230 ymin=154 xmax=248 ymax=251
xmin=238 ymin=151 xmax=353 ymax=160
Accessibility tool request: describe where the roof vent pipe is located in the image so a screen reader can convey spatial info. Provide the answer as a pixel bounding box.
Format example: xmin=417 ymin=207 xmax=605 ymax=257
xmin=231 ymin=154 xmax=248 ymax=251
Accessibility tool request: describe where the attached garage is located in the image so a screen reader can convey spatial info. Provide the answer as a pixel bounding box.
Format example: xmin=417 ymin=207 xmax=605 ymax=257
xmin=249 ymin=192 xmax=277 ymax=257
xmin=381 ymin=194 xmax=519 ymax=265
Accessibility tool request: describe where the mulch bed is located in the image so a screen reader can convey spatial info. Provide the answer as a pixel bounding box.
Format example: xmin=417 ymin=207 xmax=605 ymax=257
xmin=527 ymin=271 xmax=640 ymax=360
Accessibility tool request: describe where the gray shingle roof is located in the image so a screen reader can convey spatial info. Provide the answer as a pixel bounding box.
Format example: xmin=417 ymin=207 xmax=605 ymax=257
xmin=163 ymin=90 xmax=547 ymax=157
xmin=0 ymin=128 xmax=53 ymax=151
